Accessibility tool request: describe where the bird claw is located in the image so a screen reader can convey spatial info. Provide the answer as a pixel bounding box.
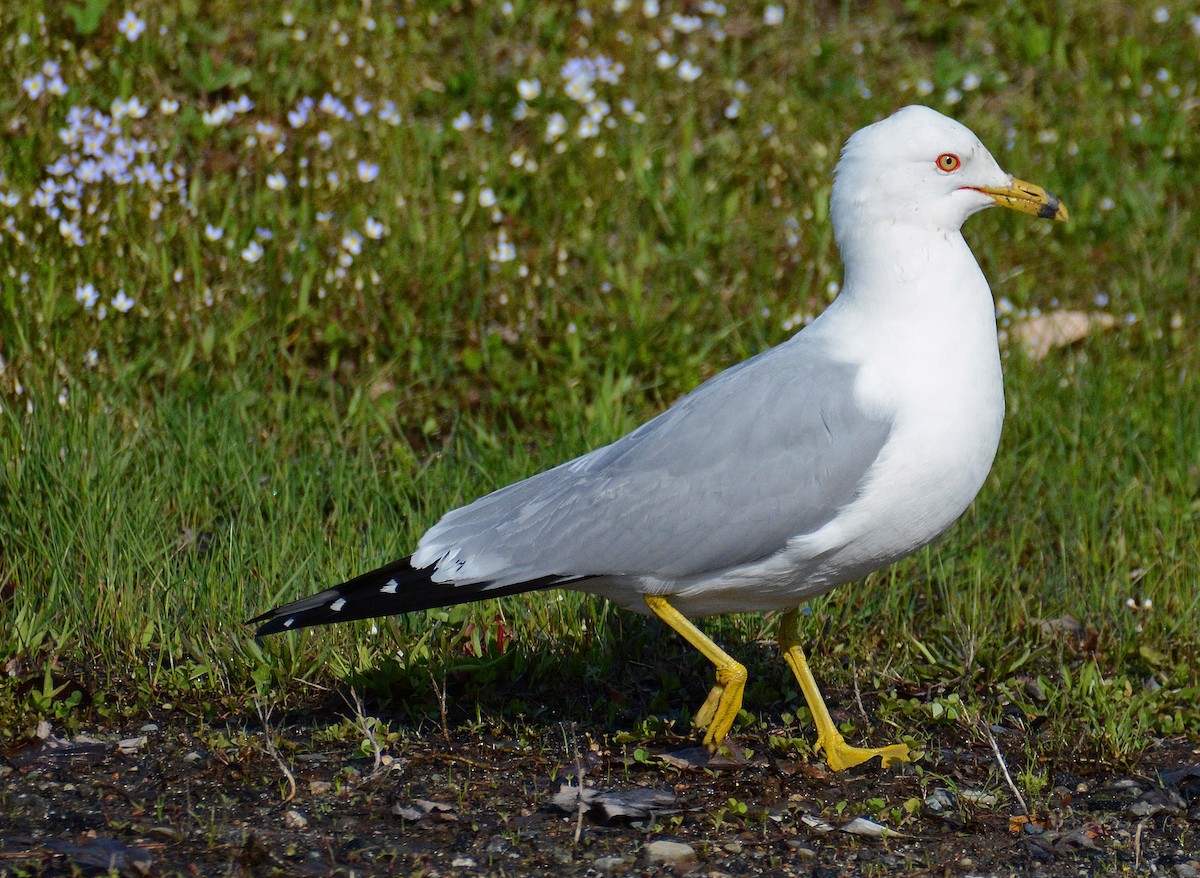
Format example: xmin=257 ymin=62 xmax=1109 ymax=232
xmin=818 ymin=734 xmax=911 ymax=772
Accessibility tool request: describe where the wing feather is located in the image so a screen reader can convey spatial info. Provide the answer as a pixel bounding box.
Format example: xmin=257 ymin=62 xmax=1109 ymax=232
xmin=413 ymin=333 xmax=891 ymax=587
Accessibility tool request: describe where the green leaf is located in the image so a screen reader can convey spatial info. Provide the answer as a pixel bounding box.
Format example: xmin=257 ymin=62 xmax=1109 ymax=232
xmin=64 ymin=0 xmax=110 ymax=35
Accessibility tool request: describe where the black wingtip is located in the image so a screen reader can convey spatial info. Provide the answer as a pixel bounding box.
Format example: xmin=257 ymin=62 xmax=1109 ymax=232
xmin=248 ymin=556 xmax=577 ymax=637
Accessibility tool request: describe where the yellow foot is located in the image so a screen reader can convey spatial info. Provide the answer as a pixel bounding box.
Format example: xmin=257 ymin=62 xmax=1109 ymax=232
xmin=818 ymin=732 xmax=910 ymax=772
xmin=693 ymin=683 xmax=724 ymax=732
xmin=696 ymin=663 xmax=747 ymax=749
xmin=643 ymin=594 xmax=747 ymax=751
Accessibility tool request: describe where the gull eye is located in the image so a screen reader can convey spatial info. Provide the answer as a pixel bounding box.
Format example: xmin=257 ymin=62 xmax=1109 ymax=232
xmin=936 ymin=153 xmax=961 ymax=172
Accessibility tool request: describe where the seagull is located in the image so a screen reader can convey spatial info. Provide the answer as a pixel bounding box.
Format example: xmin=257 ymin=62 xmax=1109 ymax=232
xmin=250 ymin=105 xmax=1067 ymax=771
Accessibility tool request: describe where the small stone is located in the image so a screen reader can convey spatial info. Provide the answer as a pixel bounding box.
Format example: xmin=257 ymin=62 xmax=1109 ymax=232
xmin=139 ymin=723 xmax=159 ymax=732
xmin=284 ymin=809 xmax=308 ymax=829
xmin=785 ymin=842 xmax=816 ymax=858
xmin=594 ymin=856 xmax=630 ymax=872
xmin=309 ymin=781 xmax=332 ymax=795
xmin=182 ymin=750 xmax=203 ymax=763
xmin=451 ymin=857 xmax=477 ymax=868
xmin=925 ymin=788 xmax=956 ymax=813
xmin=1174 ymin=864 xmax=1198 ymax=878
xmin=117 ymin=736 xmax=147 ymax=755
xmin=644 ymin=839 xmax=697 ymax=866
xmin=723 ymin=842 xmax=742 ymax=854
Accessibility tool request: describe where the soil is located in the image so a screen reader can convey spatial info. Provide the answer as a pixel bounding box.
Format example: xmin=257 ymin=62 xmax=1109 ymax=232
xmin=2 ymin=707 xmax=1197 ymax=878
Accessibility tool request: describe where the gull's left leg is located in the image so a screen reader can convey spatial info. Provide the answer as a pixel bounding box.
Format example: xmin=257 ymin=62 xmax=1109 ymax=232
xmin=778 ymin=609 xmax=910 ymax=771
xmin=644 ymin=595 xmax=746 ymax=749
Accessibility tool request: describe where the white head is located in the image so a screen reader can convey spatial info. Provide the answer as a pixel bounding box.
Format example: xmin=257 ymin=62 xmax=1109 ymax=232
xmin=830 ymin=106 xmax=1065 ymax=254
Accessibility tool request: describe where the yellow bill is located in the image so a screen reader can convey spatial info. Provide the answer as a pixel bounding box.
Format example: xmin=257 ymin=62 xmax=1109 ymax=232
xmin=977 ymin=177 xmax=1069 ymax=222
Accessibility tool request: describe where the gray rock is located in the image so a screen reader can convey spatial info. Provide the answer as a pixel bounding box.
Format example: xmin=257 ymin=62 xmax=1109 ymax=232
xmin=644 ymin=839 xmax=697 ymax=866
xmin=594 ymin=855 xmax=630 ymax=872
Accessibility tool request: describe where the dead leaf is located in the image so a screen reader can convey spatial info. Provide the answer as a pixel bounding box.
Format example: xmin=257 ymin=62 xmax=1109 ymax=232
xmin=840 ymin=816 xmax=899 ymax=838
xmin=551 ymin=782 xmax=677 ymax=821
xmin=1008 ymin=310 xmax=1117 ymax=361
xmin=392 ymin=798 xmax=458 ymax=822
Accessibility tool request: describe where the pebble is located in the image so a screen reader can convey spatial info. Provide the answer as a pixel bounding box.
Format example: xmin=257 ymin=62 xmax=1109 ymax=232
xmin=644 ymin=839 xmax=697 ymax=866
xmin=283 ymin=809 xmax=308 ymax=829
xmin=451 ymin=857 xmax=477 ymax=868
xmin=1175 ymin=864 xmax=1199 ymax=878
xmin=594 ymin=855 xmax=630 ymax=872
xmin=785 ymin=842 xmax=816 ymax=858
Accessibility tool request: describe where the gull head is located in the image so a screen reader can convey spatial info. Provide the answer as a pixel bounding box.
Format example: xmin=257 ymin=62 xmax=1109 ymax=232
xmin=831 ymin=105 xmax=1067 ymax=249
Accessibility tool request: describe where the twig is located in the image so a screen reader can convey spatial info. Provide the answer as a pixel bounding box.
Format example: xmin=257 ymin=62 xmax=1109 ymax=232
xmin=345 ymin=687 xmax=385 ymax=776
xmin=563 ymin=722 xmax=586 ymax=847
xmin=980 ymin=719 xmax=1027 ymax=816
xmin=851 ymin=660 xmax=868 ymax=722
xmin=1133 ymin=818 xmax=1146 ymax=871
xmin=255 ymin=700 xmax=296 ymax=803
xmin=427 ymin=666 xmax=452 ymax=746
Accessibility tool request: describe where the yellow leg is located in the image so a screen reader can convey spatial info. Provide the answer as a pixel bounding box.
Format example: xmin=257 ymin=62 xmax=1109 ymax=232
xmin=644 ymin=595 xmax=746 ymax=749
xmin=778 ymin=609 xmax=910 ymax=771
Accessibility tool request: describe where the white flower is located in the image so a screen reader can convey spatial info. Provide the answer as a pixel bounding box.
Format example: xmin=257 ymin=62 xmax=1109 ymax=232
xmin=378 ymin=100 xmax=402 ymax=125
xmin=915 ymin=78 xmax=934 ymax=96
xmin=341 ymin=231 xmax=363 ymax=255
xmin=671 ymin=13 xmax=702 ymax=33
xmin=117 ymin=10 xmax=147 ymax=41
xmin=763 ymin=4 xmax=784 ymax=25
xmin=724 ymin=99 xmax=741 ymax=119
xmin=241 ymin=241 xmax=264 ymax=262
xmin=489 ymin=230 xmax=516 ymax=264
xmin=364 ymin=217 xmax=386 ymax=239
xmin=75 ymin=282 xmax=99 ymax=309
xmin=353 ymin=95 xmax=372 ymax=116
xmin=356 ymin=160 xmax=379 ymax=183
xmin=22 ymin=74 xmax=45 ymax=99
xmin=266 ymin=172 xmax=287 ymax=191
xmin=84 ymin=349 xmax=99 ymax=368
xmin=112 ymin=290 xmax=135 ymax=313
xmin=204 ymin=223 xmax=224 ymax=241
xmin=545 ymin=112 xmax=567 ymax=142
xmin=123 ymin=97 xmax=148 ymax=119
xmin=677 ymin=60 xmax=702 ymax=82
xmin=517 ymin=78 xmax=541 ymax=101
xmin=655 ymin=51 xmax=676 ymax=70
xmin=202 ymin=104 xmax=234 ymax=126
xmin=642 ymin=0 xmax=659 ymax=17
xmin=478 ymin=187 xmax=497 ymax=208
xmin=452 ymin=111 xmax=472 ymax=131
xmin=962 ymin=71 xmax=982 ymax=91
xmin=159 ymin=98 xmax=179 ymax=115
xmin=59 ymin=218 xmax=85 ymax=246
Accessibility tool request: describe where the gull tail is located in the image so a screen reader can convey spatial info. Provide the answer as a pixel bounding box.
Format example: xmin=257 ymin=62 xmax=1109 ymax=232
xmin=247 ymin=556 xmax=572 ymax=636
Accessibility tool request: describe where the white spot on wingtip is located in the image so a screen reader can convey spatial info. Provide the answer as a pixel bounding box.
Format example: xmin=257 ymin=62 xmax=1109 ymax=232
xmin=330 ymin=598 xmax=347 ymax=612
xmin=381 ymin=579 xmax=398 ymax=594
xmin=284 ymin=618 xmax=295 ymax=628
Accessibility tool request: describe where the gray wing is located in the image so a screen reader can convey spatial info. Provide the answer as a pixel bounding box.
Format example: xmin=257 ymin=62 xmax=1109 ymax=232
xmin=412 ymin=333 xmax=891 ymax=587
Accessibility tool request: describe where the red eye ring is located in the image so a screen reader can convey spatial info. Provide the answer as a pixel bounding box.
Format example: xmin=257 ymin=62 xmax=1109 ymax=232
xmin=936 ymin=153 xmax=961 ymax=172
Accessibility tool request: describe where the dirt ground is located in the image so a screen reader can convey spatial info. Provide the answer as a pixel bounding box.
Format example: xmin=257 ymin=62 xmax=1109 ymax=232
xmin=2 ymin=702 xmax=1197 ymax=878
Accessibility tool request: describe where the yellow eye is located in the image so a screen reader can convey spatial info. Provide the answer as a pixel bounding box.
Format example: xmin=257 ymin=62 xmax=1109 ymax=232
xmin=936 ymin=153 xmax=961 ymax=172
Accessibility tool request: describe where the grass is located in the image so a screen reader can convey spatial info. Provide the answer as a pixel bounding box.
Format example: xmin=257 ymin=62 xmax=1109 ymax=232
xmin=1 ymin=0 xmax=1198 ymax=772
